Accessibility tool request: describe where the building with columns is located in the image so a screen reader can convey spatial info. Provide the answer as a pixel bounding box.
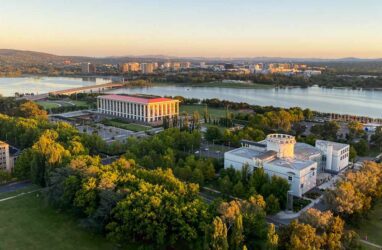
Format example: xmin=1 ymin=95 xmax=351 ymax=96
xmin=97 ymin=94 xmax=179 ymax=125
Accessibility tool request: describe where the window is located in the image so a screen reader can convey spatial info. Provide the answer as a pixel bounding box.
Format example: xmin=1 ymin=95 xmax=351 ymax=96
xmin=288 ymin=176 xmax=292 ymax=181
xmin=301 ymin=183 xmax=304 ymax=189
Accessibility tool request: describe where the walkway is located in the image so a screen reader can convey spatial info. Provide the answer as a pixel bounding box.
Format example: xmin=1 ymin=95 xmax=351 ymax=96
xmin=360 ymin=239 xmax=382 ymax=250
xmin=0 ymin=189 xmax=42 ymax=203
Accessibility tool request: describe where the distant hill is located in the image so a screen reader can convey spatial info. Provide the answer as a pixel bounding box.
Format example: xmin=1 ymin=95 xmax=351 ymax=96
xmin=0 ymin=49 xmax=72 ymax=64
xmin=1 ymin=48 xmax=382 ymax=65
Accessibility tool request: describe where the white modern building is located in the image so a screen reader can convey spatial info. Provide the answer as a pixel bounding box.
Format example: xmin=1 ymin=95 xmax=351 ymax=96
xmin=97 ymin=94 xmax=180 ymax=125
xmin=315 ymin=140 xmax=349 ymax=172
xmin=225 ymin=134 xmax=318 ymax=197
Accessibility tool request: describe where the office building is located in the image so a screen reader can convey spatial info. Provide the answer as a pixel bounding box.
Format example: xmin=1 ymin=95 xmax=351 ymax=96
xmin=81 ymin=62 xmax=95 ymax=74
xmin=180 ymin=62 xmax=191 ymax=69
xmin=141 ymin=63 xmax=155 ymax=74
xmin=172 ymin=62 xmax=181 ymax=71
xmin=121 ymin=62 xmax=141 ymax=73
xmin=315 ymin=140 xmax=349 ymax=172
xmin=225 ymin=134 xmax=319 ymax=197
xmin=97 ymin=94 xmax=180 ymax=125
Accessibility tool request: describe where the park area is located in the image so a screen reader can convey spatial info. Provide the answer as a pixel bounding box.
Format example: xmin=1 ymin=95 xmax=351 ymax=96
xmin=180 ymin=104 xmax=252 ymax=119
xmin=0 ymin=185 xmax=132 ymax=250
xmin=36 ymin=100 xmax=89 ymax=109
xmin=353 ymin=202 xmax=382 ymax=248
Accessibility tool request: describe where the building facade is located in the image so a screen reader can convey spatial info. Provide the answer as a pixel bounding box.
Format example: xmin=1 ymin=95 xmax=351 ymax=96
xmin=97 ymin=94 xmax=179 ymax=124
xmin=225 ymin=134 xmax=317 ymax=197
xmin=141 ymin=63 xmax=155 ymax=74
xmin=315 ymin=140 xmax=349 ymax=172
xmin=0 ymin=141 xmax=10 ymax=172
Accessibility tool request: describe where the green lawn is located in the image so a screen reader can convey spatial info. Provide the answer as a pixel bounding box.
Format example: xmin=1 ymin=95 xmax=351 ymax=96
xmin=69 ymin=100 xmax=89 ymax=107
xmin=0 ymin=184 xmax=41 ymax=200
xmin=354 ymin=202 xmax=382 ymax=246
xmin=0 ymin=189 xmax=123 ymax=250
xmin=36 ymin=100 xmax=89 ymax=110
xmin=180 ymin=104 xmax=244 ymax=119
xmin=35 ymin=101 xmax=61 ymax=109
xmin=102 ymin=119 xmax=151 ymax=132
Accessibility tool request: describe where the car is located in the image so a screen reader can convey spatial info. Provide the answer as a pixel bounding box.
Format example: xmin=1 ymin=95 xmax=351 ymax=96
xmin=195 ymin=151 xmax=200 ymax=154
xmin=215 ymin=151 xmax=220 ymax=154
xmin=204 ymin=148 xmax=209 ymax=151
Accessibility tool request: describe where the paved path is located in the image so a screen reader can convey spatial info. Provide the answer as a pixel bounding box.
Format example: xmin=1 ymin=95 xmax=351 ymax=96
xmin=360 ymin=239 xmax=382 ymax=249
xmin=0 ymin=189 xmax=42 ymax=203
xmin=0 ymin=181 xmax=31 ymax=194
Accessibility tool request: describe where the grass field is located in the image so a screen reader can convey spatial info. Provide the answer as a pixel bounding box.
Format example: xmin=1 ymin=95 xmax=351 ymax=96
xmin=354 ymin=202 xmax=382 ymax=246
xmin=36 ymin=101 xmax=61 ymax=109
xmin=36 ymin=100 xmax=89 ymax=110
xmin=180 ymin=104 xmax=243 ymax=119
xmin=0 ymin=187 xmax=122 ymax=250
xmin=102 ymin=119 xmax=151 ymax=132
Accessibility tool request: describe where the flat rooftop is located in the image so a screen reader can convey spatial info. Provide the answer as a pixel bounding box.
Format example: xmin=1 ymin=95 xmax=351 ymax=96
xmin=294 ymin=143 xmax=321 ymax=160
xmin=316 ymin=140 xmax=349 ymax=151
xmin=268 ymin=157 xmax=316 ymax=171
xmin=99 ymin=94 xmax=177 ymax=104
xmin=226 ymin=147 xmax=266 ymax=159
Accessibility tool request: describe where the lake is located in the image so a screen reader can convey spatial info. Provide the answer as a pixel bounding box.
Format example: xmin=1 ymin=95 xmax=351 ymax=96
xmin=0 ymin=77 xmax=381 ymax=118
xmin=109 ymin=85 xmax=382 ymax=118
xmin=0 ymin=77 xmax=111 ymax=97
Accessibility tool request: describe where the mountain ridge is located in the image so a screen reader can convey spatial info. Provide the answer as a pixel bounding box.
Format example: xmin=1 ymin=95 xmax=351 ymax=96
xmin=1 ymin=49 xmax=382 ymax=65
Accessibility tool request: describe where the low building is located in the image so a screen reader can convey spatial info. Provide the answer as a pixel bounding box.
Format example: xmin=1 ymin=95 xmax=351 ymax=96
xmin=97 ymin=94 xmax=180 ymax=125
xmin=315 ymin=140 xmax=349 ymax=172
xmin=0 ymin=141 xmax=11 ymax=172
xmin=0 ymin=141 xmax=19 ymax=172
xmin=225 ymin=134 xmax=317 ymax=197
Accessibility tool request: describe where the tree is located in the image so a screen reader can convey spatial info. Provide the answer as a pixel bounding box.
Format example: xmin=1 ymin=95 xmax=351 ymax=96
xmin=0 ymin=170 xmax=12 ymax=184
xmin=208 ymin=217 xmax=229 ymax=250
xmin=229 ymin=214 xmax=244 ymax=250
xmin=371 ymin=126 xmax=382 ymax=151
xmin=349 ymin=145 xmax=357 ymax=161
xmin=353 ymin=139 xmax=368 ymax=156
xmin=303 ymin=108 xmax=313 ymax=120
xmin=265 ymin=195 xmax=280 ymax=215
xmin=348 ymin=121 xmax=364 ymax=140
xmin=13 ymin=148 xmax=34 ymax=179
xmin=16 ymin=101 xmax=48 ymax=120
xmin=191 ymin=168 xmax=204 ymax=185
xmin=311 ymin=121 xmax=339 ymax=141
xmin=266 ymin=224 xmax=278 ymax=250
xmin=205 ymin=126 xmax=223 ymax=142
xmin=233 ymin=181 xmax=245 ymax=197
xmin=325 ymin=181 xmax=368 ymax=217
xmin=192 ymin=111 xmax=200 ymax=131
xmin=286 ymin=220 xmax=322 ymax=250
xmin=219 ymin=176 xmax=233 ymax=195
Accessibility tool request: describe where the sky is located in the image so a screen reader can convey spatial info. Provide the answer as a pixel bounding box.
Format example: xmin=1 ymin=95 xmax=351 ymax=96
xmin=1 ymin=0 xmax=382 ymax=58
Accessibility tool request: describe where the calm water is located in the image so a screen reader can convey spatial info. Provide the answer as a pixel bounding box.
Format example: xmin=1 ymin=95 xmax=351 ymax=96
xmin=109 ymin=85 xmax=382 ymax=118
xmin=0 ymin=77 xmax=381 ymax=118
xmin=0 ymin=77 xmax=111 ymax=97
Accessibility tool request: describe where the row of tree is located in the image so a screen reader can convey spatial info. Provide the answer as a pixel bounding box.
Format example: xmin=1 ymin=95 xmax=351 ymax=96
xmin=218 ymin=167 xmax=290 ymax=214
xmin=325 ymin=161 xmax=382 ymax=224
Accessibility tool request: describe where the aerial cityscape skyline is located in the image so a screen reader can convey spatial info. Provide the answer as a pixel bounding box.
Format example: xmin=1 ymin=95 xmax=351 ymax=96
xmin=1 ymin=0 xmax=382 ymax=58
xmin=1 ymin=1 xmax=382 ymax=249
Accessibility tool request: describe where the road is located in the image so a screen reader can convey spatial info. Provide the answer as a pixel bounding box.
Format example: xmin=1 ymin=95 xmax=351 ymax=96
xmin=0 ymin=180 xmax=32 ymax=194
